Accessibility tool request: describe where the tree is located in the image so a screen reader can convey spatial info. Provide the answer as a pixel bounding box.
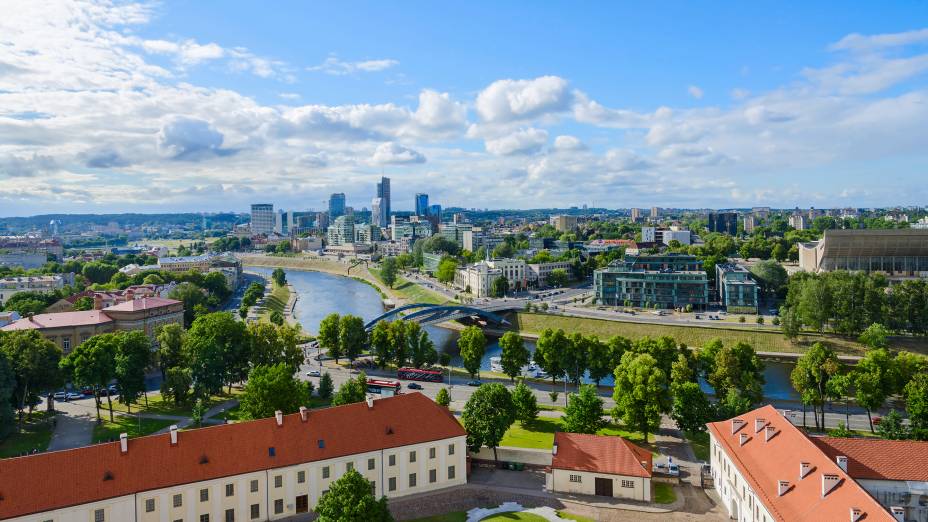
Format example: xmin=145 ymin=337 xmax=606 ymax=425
xmin=858 ymin=323 xmax=890 ymax=349
xmin=535 ymin=328 xmax=568 ymax=387
xmin=563 ymin=385 xmax=605 ymax=434
xmin=0 ymin=351 xmax=15 ymax=439
xmin=389 ymin=320 xmax=409 ymax=368
xmin=269 ymin=310 xmax=284 ymax=326
xmin=332 ymin=372 xmax=368 ymax=406
xmin=370 ymin=321 xmax=393 ymax=369
xmin=240 ymin=363 xmax=312 ymax=420
xmin=1 ymin=294 xmax=50 ymax=315
xmin=81 ymin=261 xmax=118 ymax=284
xmin=612 ymin=352 xmax=669 ymax=442
xmin=876 ymin=409 xmax=908 ymax=440
xmin=458 ymin=326 xmax=486 ymax=378
xmin=585 ymin=336 xmax=613 ymax=385
xmin=184 ymin=312 xmax=248 ymax=396
xmin=380 ymin=257 xmax=398 ymax=288
xmin=749 ymin=260 xmax=788 ymax=297
xmin=156 ymin=323 xmax=186 ymax=379
xmin=73 ymin=296 xmax=95 ymax=311
xmin=169 ymin=282 xmax=209 ymax=327
xmin=671 ymin=381 xmax=713 ymax=433
xmin=1 ymin=330 xmax=62 ymax=420
xmin=271 ymin=268 xmax=287 ymax=287
xmin=339 ymin=315 xmax=366 ymax=365
xmin=491 ymin=276 xmax=509 ymax=298
xmin=114 ymin=331 xmax=151 ymax=413
xmin=318 ymin=372 xmax=334 ymax=400
xmin=161 ymin=366 xmax=192 ymax=406
xmin=202 ymin=271 xmax=231 ymax=301
xmin=498 ymin=332 xmax=529 ymax=382
xmin=895 ymin=351 xmax=928 ymax=397
xmin=511 ymin=381 xmax=539 ymax=426
xmin=852 ymin=348 xmax=898 ymax=433
xmin=315 ymin=469 xmax=393 ymax=522
xmin=435 ymin=387 xmax=451 ymax=408
xmin=59 ymin=334 xmax=117 ymax=421
xmin=546 ymin=268 xmax=569 ymax=288
xmin=707 ymin=342 xmax=765 ymax=407
xmin=461 ymin=383 xmax=515 ymax=463
xmin=248 ymin=323 xmax=303 ymax=373
xmin=318 ymin=313 xmax=342 ymax=362
xmin=436 ymin=257 xmax=458 ymax=283
xmin=905 ymin=373 xmax=928 ymax=440
xmin=791 ymin=342 xmax=841 ymax=431
xmin=563 ymin=333 xmax=590 ymax=387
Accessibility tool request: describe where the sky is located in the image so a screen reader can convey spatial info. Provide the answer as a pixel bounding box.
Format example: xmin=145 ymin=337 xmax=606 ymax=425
xmin=1 ymin=1 xmax=928 ymax=216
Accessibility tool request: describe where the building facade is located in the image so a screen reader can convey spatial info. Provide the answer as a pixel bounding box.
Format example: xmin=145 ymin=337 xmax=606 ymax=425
xmin=708 ymin=212 xmax=738 ymax=236
xmin=439 ymin=223 xmax=472 ymax=248
xmin=716 ymin=264 xmax=760 ymax=313
xmin=594 ymin=254 xmax=708 ymax=309
xmin=0 ymin=274 xmax=72 ymax=308
xmin=326 ymin=215 xmax=355 ymax=246
xmin=547 ymin=432 xmax=652 ymax=502
xmin=528 ymin=261 xmax=573 ymax=288
xmin=415 ymin=193 xmax=429 ymax=217
xmin=454 ymin=261 xmax=501 ymax=298
xmin=550 ymin=215 xmax=578 ymax=232
xmin=798 ymin=229 xmax=928 ymax=281
xmin=250 ymin=204 xmax=275 ymax=235
xmin=328 ymin=193 xmax=346 ymax=219
xmin=372 ymin=197 xmax=387 ymax=228
xmin=377 ymin=176 xmax=391 ymax=221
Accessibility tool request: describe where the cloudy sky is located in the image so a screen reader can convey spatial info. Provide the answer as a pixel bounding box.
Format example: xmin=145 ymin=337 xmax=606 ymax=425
xmin=1 ymin=1 xmax=928 ymax=216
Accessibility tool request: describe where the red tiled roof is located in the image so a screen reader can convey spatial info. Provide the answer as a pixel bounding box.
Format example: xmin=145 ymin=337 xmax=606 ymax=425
xmin=551 ymin=432 xmax=652 ymax=478
xmin=707 ymin=405 xmax=894 ymax=522
xmin=0 ymin=310 xmax=113 ymax=331
xmin=0 ymin=392 xmax=464 ymax=519
xmin=811 ymin=436 xmax=928 ymax=482
xmin=102 ymin=296 xmax=181 ymax=312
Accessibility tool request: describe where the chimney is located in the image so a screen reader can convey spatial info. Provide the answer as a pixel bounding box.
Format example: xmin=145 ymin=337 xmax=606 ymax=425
xmin=275 ymin=410 xmax=283 ymax=426
xmin=552 ymin=442 xmax=558 ymax=456
xmin=169 ymin=425 xmax=178 ymax=445
xmin=777 ymin=480 xmax=790 ymax=496
xmin=731 ymin=418 xmax=745 ymax=434
xmin=800 ymin=462 xmax=812 ymax=479
xmin=836 ymin=455 xmax=848 ymax=472
xmin=366 ymin=396 xmax=374 ymax=409
xmin=822 ymin=473 xmax=840 ymax=497
xmin=849 ymin=507 xmax=862 ymax=522
xmin=754 ymin=418 xmax=766 ymax=433
xmin=739 ymin=433 xmax=749 ymax=446
xmin=765 ymin=426 xmax=776 ymax=442
xmin=890 ymin=507 xmax=905 ymax=522
xmin=119 ymin=433 xmax=128 ymax=454
xmin=299 ymin=406 xmax=308 ymax=422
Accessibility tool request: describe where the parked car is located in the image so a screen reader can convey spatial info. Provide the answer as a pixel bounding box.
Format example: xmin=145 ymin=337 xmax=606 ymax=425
xmin=466 ymin=380 xmax=483 ymax=387
xmin=872 ymin=416 xmax=882 ymax=426
xmin=52 ymin=391 xmax=67 ymax=401
xmin=80 ymin=387 xmax=94 ymax=396
xmin=306 ymin=369 xmax=321 ymax=377
xmin=65 ymin=392 xmax=83 ymax=401
xmin=407 ymin=382 xmax=423 ymax=390
xmin=653 ymin=462 xmax=680 ymax=477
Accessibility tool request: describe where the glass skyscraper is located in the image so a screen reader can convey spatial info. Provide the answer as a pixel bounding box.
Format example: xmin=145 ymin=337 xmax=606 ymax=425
xmin=328 ymin=193 xmax=346 ymax=219
xmin=415 ymin=193 xmax=429 ymax=216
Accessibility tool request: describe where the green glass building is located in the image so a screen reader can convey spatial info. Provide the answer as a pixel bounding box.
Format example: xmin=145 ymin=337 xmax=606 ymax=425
xmin=594 ymin=253 xmax=709 ymax=309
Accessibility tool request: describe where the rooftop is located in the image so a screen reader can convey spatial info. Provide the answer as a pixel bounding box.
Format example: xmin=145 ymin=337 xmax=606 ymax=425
xmin=811 ymin=436 xmax=928 ymax=482
xmin=1 ymin=310 xmax=113 ymax=330
xmin=819 ymin=228 xmax=928 ymax=257
xmin=551 ymin=432 xmax=652 ymax=478
xmin=102 ymin=296 xmax=181 ymax=312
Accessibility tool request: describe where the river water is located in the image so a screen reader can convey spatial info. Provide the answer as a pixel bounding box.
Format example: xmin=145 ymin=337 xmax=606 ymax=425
xmin=249 ymin=267 xmax=799 ymax=401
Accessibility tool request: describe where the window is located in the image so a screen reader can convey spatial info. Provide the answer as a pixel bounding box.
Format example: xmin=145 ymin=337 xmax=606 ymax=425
xmin=569 ymin=474 xmax=582 ymax=483
xmin=429 ymin=447 xmax=436 ymax=459
xmin=448 ymin=444 xmax=455 ymax=456
xmin=409 ymin=451 xmax=416 ymax=463
xmin=274 ymin=475 xmax=282 ymax=488
xmin=388 ymin=477 xmax=397 ymax=491
xmin=370 ymin=481 xmax=376 ymax=495
xmin=448 ymin=466 xmax=456 ymax=480
xmin=409 ymin=473 xmax=417 ymax=488
xmin=250 ymin=479 xmax=259 ymax=493
xmin=200 ymin=488 xmax=209 ymax=502
xmin=388 ymin=454 xmax=396 ymax=466
xmin=346 ymin=462 xmax=354 ymax=472
xmin=429 ymin=469 xmax=437 ymax=483
xmin=274 ymin=499 xmax=284 ymax=514
xmin=621 ymin=480 xmax=635 ymax=488
xmin=62 ymin=338 xmax=70 ymax=352
xmin=94 ymin=509 xmax=105 ymax=522
xmin=368 ymin=458 xmax=376 ymax=470
xmin=200 ymin=515 xmax=209 ymax=522
xmin=145 ymin=498 xmax=155 ymax=512
xmin=250 ymin=504 xmax=260 ymax=520
xmin=297 ymin=470 xmax=306 ymax=483
xmin=322 ymin=466 xmax=330 ymax=479
xmin=225 ymin=483 xmax=234 ymax=497
xmin=173 ymin=494 xmax=183 ymax=508
xmin=225 ymin=509 xmax=235 ymax=522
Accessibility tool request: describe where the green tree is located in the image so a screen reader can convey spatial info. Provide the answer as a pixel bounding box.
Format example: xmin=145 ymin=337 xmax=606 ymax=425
xmin=191 ymin=397 xmax=206 ymax=427
xmin=498 ymin=332 xmax=529 ymax=382
xmin=458 ymin=326 xmax=486 ymax=378
xmin=318 ymin=372 xmax=334 ymax=400
xmin=584 ymin=336 xmax=612 ymax=385
xmin=749 ymin=260 xmax=788 ymax=297
xmin=156 ymin=323 xmax=186 ymax=379
xmin=858 ymin=323 xmax=890 ymax=349
xmin=271 ymin=268 xmax=287 ymax=287
xmin=563 ymin=333 xmax=590 ymax=387
xmin=269 ymin=310 xmax=284 ymax=326
xmin=318 ymin=313 xmax=342 ymax=362
xmin=81 ymin=261 xmax=118 ymax=284
xmin=72 ymin=296 xmax=95 ymax=311
xmin=332 ymin=372 xmax=368 ymax=406
xmin=671 ymin=381 xmax=713 ymax=433
xmin=895 ymin=351 xmax=928 ymax=397
xmin=546 ymin=268 xmax=569 ymax=288
xmin=491 ymin=276 xmax=509 ymax=298
xmin=407 ymin=324 xmax=437 ymax=369
xmin=461 ymin=383 xmax=515 ymax=463
xmin=60 ymin=334 xmax=117 ymax=421
xmin=339 ymin=315 xmax=367 ymax=365
xmin=564 ymin=384 xmax=605 ymax=434
xmin=1 ymin=292 xmax=53 ymax=315
xmin=240 ymin=363 xmax=312 ymax=420
xmin=876 ymin=409 xmax=908 ymax=440
xmin=852 ymin=348 xmax=898 ymax=433
xmin=370 ymin=321 xmax=393 ymax=369
xmin=707 ymin=342 xmax=765 ymax=407
xmin=161 ymin=367 xmax=192 ymax=406
xmin=436 ymin=257 xmax=458 ymax=283
xmin=535 ymin=328 xmax=568 ymax=387
xmin=791 ymin=342 xmax=842 ymax=430
xmin=511 ymin=381 xmax=539 ymax=426
xmin=905 ymin=373 xmax=928 ymax=440
xmin=184 ymin=312 xmax=248 ymax=396
xmin=380 ymin=257 xmax=398 ymax=288
xmin=0 ymin=351 xmax=16 ymax=439
xmin=169 ymin=282 xmax=209 ymax=327
xmin=202 ymin=271 xmax=231 ymax=301
xmin=248 ymin=323 xmax=303 ymax=373
xmin=114 ymin=331 xmax=151 ymax=413
xmin=1 ymin=330 xmax=63 ymax=420
xmin=389 ymin=320 xmax=408 ymax=368
xmin=612 ymin=352 xmax=669 ymax=442
xmin=316 ymin=469 xmax=393 ymax=522
xmin=435 ymin=387 xmax=451 ymax=408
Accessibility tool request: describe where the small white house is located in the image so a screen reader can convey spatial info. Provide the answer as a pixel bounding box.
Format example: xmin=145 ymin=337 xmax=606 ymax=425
xmin=546 ymin=432 xmax=653 ymax=501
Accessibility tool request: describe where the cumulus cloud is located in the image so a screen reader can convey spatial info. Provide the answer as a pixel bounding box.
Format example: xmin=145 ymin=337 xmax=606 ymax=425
xmin=412 ymin=90 xmax=468 ymax=134
xmin=142 ymin=39 xmax=224 ymax=65
xmin=307 ymin=55 xmax=399 ymax=75
xmin=157 ymin=117 xmax=228 ymax=160
xmin=688 ymin=85 xmax=704 ymax=99
xmin=553 ymin=135 xmax=586 ymax=151
xmin=830 ymin=28 xmax=928 ymax=52
xmin=476 ymin=76 xmax=571 ymax=123
xmin=485 ymin=128 xmax=548 ymax=156
xmin=371 ymin=142 xmax=426 ymax=164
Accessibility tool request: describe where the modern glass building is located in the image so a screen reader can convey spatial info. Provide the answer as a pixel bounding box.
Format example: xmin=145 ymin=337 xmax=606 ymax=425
xmin=708 ymin=212 xmax=738 ymax=236
xmin=328 ymin=193 xmax=346 ymax=219
xmin=594 ymin=254 xmax=709 ymax=309
xmin=415 ymin=193 xmax=429 ymax=216
xmin=799 ymin=229 xmax=928 ymax=281
xmin=716 ymin=263 xmax=759 ymax=313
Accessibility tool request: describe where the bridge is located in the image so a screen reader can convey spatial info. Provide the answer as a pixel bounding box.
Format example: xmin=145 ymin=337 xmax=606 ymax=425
xmin=363 ymin=302 xmax=519 ymax=331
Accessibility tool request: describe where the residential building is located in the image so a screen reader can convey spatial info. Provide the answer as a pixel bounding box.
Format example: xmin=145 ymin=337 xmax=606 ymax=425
xmin=376 ymin=239 xmax=412 ymax=257
xmin=415 ymin=193 xmax=429 ymax=216
xmin=708 ymin=212 xmax=738 ymax=236
xmin=439 ymin=223 xmax=472 ymax=248
xmin=528 ymin=261 xmax=572 ymax=288
xmin=0 ymin=311 xmax=21 ymax=328
xmin=593 ymin=254 xmax=709 ymax=309
xmin=0 ymin=236 xmax=64 ymax=259
xmin=751 ymin=207 xmax=771 ymax=220
xmin=326 ymin=215 xmax=355 ymax=246
xmin=630 ymin=208 xmax=642 ymax=222
xmin=274 ymin=210 xmax=294 ymax=236
xmin=708 ymin=405 xmax=898 ymax=522
xmin=315 ymin=211 xmax=330 ymax=231
xmin=354 ymin=223 xmax=382 ymax=244
xmin=744 ymin=215 xmax=756 ymax=233
xmin=372 ymin=197 xmax=387 ymax=228
xmin=391 ymin=220 xmax=433 ymax=241
xmin=0 ymin=393 xmax=467 ymax=522
xmin=1 ymin=297 xmax=183 ymax=353
xmin=250 ymin=204 xmax=275 ymax=235
xmin=0 ymin=251 xmax=48 ymax=269
xmin=45 ymin=283 xmax=178 ymax=313
xmin=0 ymin=274 xmax=73 ymax=308
xmin=377 ymin=176 xmax=391 ymax=221
xmin=550 ymin=215 xmax=578 ymax=232
xmin=291 ymin=236 xmax=323 ymax=252
xmin=798 ymin=229 xmax=928 ymax=281
xmin=650 ymin=207 xmax=660 ymax=219
xmin=716 ymin=263 xmax=760 ymax=313
xmin=585 ymin=239 xmax=638 ymax=254
xmin=789 ymin=212 xmax=807 ymax=230
xmin=641 ymin=227 xmax=691 ymax=246
xmin=157 ymin=253 xmax=243 ymax=289
xmin=328 ymin=193 xmax=346 ymax=219
xmin=546 ymin=432 xmax=652 ymax=501
xmin=454 ymin=261 xmax=502 ymax=297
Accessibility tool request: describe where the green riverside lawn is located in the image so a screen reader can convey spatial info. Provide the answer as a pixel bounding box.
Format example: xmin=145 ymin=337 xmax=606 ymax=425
xmin=369 ymin=268 xmax=450 ymax=305
xmin=0 ymin=411 xmax=55 ymax=458
xmin=500 ymin=416 xmax=650 ymax=450
xmin=257 ymin=281 xmax=290 ymax=322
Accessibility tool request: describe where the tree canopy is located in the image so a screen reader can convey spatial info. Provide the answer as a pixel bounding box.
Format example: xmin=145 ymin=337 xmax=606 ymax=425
xmin=315 ymin=469 xmax=394 ymax=522
xmin=461 ymin=383 xmax=515 ymax=463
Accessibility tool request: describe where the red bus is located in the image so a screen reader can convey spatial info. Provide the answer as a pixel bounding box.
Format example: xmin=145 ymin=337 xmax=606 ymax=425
xmin=366 ymin=378 xmax=401 ymax=396
xmin=397 ymin=367 xmax=443 ymax=383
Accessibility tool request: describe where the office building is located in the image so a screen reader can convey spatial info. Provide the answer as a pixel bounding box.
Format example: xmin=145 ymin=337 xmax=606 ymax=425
xmin=789 ymin=213 xmax=807 ymax=230
xmin=709 ymin=405 xmax=904 ymax=522
xmin=630 ymin=208 xmax=641 ymax=222
xmin=454 ymin=261 xmax=502 ymax=298
xmin=390 ymin=218 xmax=433 ymax=241
xmin=326 ymin=215 xmax=355 ymax=246
xmin=708 ymin=212 xmax=738 ymax=236
xmin=593 ymin=254 xmax=708 ymax=309
xmin=428 ymin=204 xmax=442 ymax=221
xmin=274 ymin=210 xmax=294 ymax=236
xmin=0 ymin=274 xmax=73 ymax=308
xmin=0 ymin=393 xmax=467 ymax=522
xmin=743 ymin=215 xmax=756 ymax=234
xmin=250 ymin=204 xmax=275 ymax=235
xmin=376 ymin=176 xmax=391 ymax=220
xmin=798 ymin=229 xmax=928 ymax=281
xmin=546 ymin=432 xmax=652 ymax=501
xmin=353 ymin=223 xmax=382 ymax=244
xmin=716 ymin=264 xmax=760 ymax=313
xmin=550 ymin=215 xmax=578 ymax=233
xmin=439 ymin=223 xmax=473 ymax=248
xmin=372 ymin=197 xmax=387 ymax=228
xmin=415 ymin=193 xmax=430 ymax=217
xmin=421 ymin=252 xmax=444 ymax=275
xmin=641 ymin=227 xmax=691 ymax=246
xmin=527 ymin=261 xmax=573 ymax=288
xmin=328 ymin=193 xmax=346 ymax=219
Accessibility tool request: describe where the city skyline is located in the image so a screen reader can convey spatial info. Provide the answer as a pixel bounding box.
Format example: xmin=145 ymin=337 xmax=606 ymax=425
xmin=2 ymin=2 xmax=928 ymax=216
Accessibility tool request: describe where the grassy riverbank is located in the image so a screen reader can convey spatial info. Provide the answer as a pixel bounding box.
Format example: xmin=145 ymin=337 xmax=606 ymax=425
xmin=257 ymin=282 xmax=290 ymax=323
xmin=368 ymin=268 xmax=450 ymax=305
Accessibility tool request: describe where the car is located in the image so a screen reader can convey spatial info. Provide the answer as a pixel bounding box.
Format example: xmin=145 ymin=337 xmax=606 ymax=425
xmin=65 ymin=392 xmax=83 ymax=401
xmin=653 ymin=461 xmax=680 ymax=477
xmin=52 ymin=391 xmax=67 ymax=401
xmin=466 ymin=380 xmax=483 ymax=387
xmin=305 ymin=369 xmax=321 ymax=377
xmin=81 ymin=387 xmax=94 ymax=396
xmin=407 ymin=382 xmax=423 ymax=390
xmin=872 ymin=416 xmax=882 ymax=426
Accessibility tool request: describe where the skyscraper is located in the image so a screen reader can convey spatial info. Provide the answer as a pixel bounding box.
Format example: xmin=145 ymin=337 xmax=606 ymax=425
xmin=415 ymin=193 xmax=429 ymax=216
xmin=428 ymin=204 xmax=442 ymax=221
xmin=708 ymin=212 xmax=738 ymax=236
xmin=328 ymin=193 xmax=346 ymax=219
xmin=376 ymin=177 xmax=391 ymax=221
xmin=250 ymin=203 xmax=274 ymax=235
xmin=372 ymin=197 xmax=386 ymax=228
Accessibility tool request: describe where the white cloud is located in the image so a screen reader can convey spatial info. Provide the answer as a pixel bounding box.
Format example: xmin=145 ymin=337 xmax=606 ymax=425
xmin=157 ymin=117 xmax=228 ymax=160
xmin=553 ymin=135 xmax=586 ymax=151
xmin=485 ymin=128 xmax=548 ymax=156
xmin=476 ymin=76 xmax=571 ymax=123
xmin=688 ymin=85 xmax=704 ymax=99
xmin=307 ymin=55 xmax=399 ymax=75
xmin=278 ymin=92 xmax=301 ymax=101
xmin=371 ymin=142 xmax=426 ymax=164
xmin=830 ymin=28 xmax=928 ymax=52
xmin=412 ymin=90 xmax=468 ymax=134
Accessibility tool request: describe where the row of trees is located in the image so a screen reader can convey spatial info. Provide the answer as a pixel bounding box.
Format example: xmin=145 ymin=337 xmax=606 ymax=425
xmin=369 ymin=320 xmax=443 ymax=370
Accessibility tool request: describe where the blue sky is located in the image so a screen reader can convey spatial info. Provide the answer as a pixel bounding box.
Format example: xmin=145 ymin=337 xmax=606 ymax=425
xmin=1 ymin=1 xmax=927 ymax=215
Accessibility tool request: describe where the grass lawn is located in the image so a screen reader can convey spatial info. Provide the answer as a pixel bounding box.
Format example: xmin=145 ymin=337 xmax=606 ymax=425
xmin=409 ymin=513 xmax=468 ymax=522
xmin=500 ymin=416 xmax=648 ymax=450
xmin=653 ymin=483 xmax=676 ymax=504
xmin=106 ymin=389 xmax=242 ymax=417
xmin=557 ymin=513 xmax=595 ymax=522
xmin=480 ymin=514 xmax=548 ymax=522
xmin=257 ymin=282 xmax=290 ymax=322
xmin=0 ymin=411 xmax=55 ymax=458
xmin=92 ymin=415 xmax=176 ymax=443
xmin=370 ymin=268 xmax=450 ymax=305
xmin=685 ymin=430 xmax=710 ymax=462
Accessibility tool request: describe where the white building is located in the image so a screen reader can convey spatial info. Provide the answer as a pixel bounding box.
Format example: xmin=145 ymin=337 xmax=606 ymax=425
xmin=528 ymin=261 xmax=573 ymax=288
xmin=250 ymin=203 xmax=275 ymax=235
xmin=789 ymin=213 xmax=807 ymax=230
xmin=0 ymin=274 xmax=72 ymax=308
xmin=274 ymin=210 xmax=294 ymax=236
xmin=372 ymin=197 xmax=387 ymax=228
xmin=547 ymin=432 xmax=652 ymax=501
xmin=454 ymin=261 xmax=501 ymax=297
xmin=326 ymin=215 xmax=355 ymax=246
xmin=488 ymin=258 xmax=527 ymax=290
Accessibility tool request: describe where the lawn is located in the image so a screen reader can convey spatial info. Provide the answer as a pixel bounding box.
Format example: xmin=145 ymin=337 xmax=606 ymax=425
xmin=500 ymin=416 xmax=648 ymax=450
xmin=106 ymin=389 xmax=242 ymax=418
xmin=653 ymin=483 xmax=676 ymax=504
xmin=685 ymin=430 xmax=710 ymax=462
xmin=409 ymin=513 xmax=467 ymax=522
xmin=369 ymin=268 xmax=450 ymax=305
xmin=0 ymin=411 xmax=55 ymax=458
xmin=481 ymin=514 xmax=547 ymax=522
xmin=257 ymin=282 xmax=290 ymax=322
xmin=557 ymin=513 xmax=595 ymax=522
xmin=92 ymin=415 xmax=176 ymax=443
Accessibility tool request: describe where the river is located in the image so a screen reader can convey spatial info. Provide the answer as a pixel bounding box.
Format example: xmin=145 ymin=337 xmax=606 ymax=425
xmin=249 ymin=267 xmax=800 ymax=401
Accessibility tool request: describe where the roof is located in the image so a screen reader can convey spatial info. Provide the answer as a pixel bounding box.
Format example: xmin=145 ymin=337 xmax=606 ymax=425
xmin=551 ymin=432 xmax=652 ymax=478
xmin=102 ymin=297 xmax=181 ymax=312
xmin=0 ymin=393 xmax=464 ymax=519
xmin=1 ymin=310 xmax=113 ymax=331
xmin=820 ymin=228 xmax=928 ymax=258
xmin=707 ymin=405 xmax=894 ymax=522
xmin=811 ymin=436 xmax=928 ymax=482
